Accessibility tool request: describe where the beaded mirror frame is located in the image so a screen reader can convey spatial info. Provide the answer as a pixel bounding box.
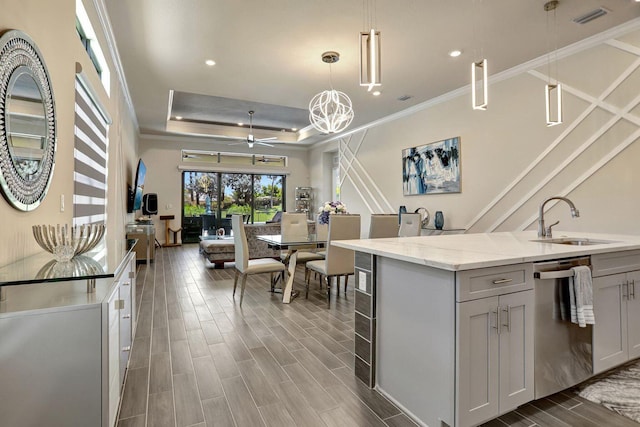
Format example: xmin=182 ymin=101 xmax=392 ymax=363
xmin=0 ymin=29 xmax=56 ymax=211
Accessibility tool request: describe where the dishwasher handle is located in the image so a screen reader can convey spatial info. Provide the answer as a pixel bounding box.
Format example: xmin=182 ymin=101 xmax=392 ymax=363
xmin=534 ymin=270 xmax=576 ymax=280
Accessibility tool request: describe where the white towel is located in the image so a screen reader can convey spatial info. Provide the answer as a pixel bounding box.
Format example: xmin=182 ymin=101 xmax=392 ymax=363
xmin=571 ymin=265 xmax=595 ymax=327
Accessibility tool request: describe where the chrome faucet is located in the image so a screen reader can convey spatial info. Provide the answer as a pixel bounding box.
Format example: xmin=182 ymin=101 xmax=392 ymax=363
xmin=537 ymin=196 xmax=580 ymax=238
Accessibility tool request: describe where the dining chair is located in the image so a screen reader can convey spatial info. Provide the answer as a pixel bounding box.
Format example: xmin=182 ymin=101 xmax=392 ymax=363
xmin=369 ymin=214 xmax=400 ymax=238
xmin=231 ymin=215 xmax=285 ymax=306
xmin=279 ymin=212 xmax=323 ymax=264
xmin=305 ymin=214 xmax=361 ymax=307
xmin=398 ymin=212 xmax=422 ymax=237
xmin=313 ymin=214 xmax=329 ymax=259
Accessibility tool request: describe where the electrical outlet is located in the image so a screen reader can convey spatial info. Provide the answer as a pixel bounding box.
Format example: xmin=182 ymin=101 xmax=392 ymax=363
xmin=166 ymin=204 xmax=173 ymax=210
xmin=60 ymin=194 xmax=64 ymax=212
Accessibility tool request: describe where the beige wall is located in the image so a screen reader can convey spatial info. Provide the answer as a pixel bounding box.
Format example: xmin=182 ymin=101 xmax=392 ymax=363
xmin=138 ymin=136 xmax=311 ymax=244
xmin=310 ymin=24 xmax=640 ymax=238
xmin=0 ymin=0 xmax=139 ymax=265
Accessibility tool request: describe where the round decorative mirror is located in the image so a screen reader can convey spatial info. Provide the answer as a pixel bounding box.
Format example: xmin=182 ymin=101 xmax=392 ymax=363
xmin=0 ymin=30 xmax=56 ymax=211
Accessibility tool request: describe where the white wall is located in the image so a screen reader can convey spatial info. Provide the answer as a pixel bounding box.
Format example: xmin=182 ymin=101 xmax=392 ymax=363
xmin=0 ymin=0 xmax=139 ymax=265
xmin=138 ymin=136 xmax=311 ymax=243
xmin=310 ymin=22 xmax=640 ymax=238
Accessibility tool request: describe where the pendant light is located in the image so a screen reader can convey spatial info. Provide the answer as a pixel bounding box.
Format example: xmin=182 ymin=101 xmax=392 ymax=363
xmin=544 ymin=0 xmax=563 ymax=126
xmin=472 ymin=59 xmax=488 ymax=110
xmin=308 ymin=51 xmax=354 ymax=134
xmin=360 ymin=0 xmax=381 ymax=92
xmin=471 ymin=0 xmax=488 ymax=110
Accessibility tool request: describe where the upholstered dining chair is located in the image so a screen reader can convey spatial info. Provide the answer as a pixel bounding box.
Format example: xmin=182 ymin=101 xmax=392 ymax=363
xmin=369 ymin=214 xmax=400 ymax=238
xmin=398 ymin=212 xmax=422 ymax=237
xmin=313 ymin=214 xmax=329 ymax=259
xmin=279 ymin=212 xmax=323 ymax=265
xmin=231 ymin=215 xmax=285 ymax=306
xmin=305 ymin=214 xmax=361 ymax=307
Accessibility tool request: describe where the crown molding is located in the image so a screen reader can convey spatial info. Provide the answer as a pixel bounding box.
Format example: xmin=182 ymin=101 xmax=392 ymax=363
xmin=139 ymin=132 xmax=310 ymax=152
xmin=93 ymin=0 xmax=139 ymax=132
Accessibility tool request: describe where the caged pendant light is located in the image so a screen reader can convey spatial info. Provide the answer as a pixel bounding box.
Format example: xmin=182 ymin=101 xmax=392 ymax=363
xmin=544 ymin=0 xmax=563 ymax=126
xmin=308 ymin=51 xmax=354 ymax=134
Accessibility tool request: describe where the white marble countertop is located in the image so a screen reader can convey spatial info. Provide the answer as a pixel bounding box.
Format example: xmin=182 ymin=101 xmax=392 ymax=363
xmin=332 ymin=231 xmax=640 ymax=271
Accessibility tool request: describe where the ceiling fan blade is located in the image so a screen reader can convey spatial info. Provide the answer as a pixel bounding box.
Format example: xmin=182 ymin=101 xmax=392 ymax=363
xmin=256 ymin=141 xmax=274 ymax=147
xmin=256 ymin=136 xmax=278 ymax=142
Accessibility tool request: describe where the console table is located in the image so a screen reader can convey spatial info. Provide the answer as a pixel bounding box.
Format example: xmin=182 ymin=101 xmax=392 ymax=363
xmin=126 ymin=222 xmax=155 ymax=263
xmin=0 ymin=242 xmax=136 ymax=427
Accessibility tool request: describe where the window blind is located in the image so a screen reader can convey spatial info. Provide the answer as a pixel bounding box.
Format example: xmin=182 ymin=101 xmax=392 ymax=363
xmin=73 ymin=77 xmax=109 ymax=226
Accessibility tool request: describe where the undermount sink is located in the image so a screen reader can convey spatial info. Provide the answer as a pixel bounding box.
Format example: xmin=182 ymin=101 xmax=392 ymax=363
xmin=531 ymin=237 xmax=617 ymax=246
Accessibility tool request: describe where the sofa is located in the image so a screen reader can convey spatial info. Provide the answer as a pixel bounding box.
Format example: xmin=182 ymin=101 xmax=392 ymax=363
xmin=200 ymin=222 xmax=315 ymax=268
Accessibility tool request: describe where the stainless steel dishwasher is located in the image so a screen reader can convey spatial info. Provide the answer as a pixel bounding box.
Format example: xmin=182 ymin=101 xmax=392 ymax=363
xmin=534 ymin=256 xmax=593 ymax=399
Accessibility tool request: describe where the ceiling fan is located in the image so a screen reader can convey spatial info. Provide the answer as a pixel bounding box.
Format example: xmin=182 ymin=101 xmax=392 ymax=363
xmin=230 ymin=110 xmax=278 ymax=148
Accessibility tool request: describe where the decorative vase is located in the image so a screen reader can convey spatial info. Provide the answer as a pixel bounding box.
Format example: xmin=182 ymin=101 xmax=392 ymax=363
xmin=434 ymin=211 xmax=444 ymax=230
xmin=398 ymin=205 xmax=407 ymax=224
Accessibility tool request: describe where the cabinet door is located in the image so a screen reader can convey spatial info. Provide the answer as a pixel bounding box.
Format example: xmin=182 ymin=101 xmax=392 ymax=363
xmin=498 ymin=290 xmax=534 ymax=413
xmin=593 ymin=273 xmax=627 ymax=374
xmin=626 ymin=271 xmax=640 ymax=360
xmin=107 ymin=286 xmax=121 ymax=427
xmin=457 ymin=296 xmax=499 ymax=427
xmin=119 ymin=277 xmax=133 ymax=385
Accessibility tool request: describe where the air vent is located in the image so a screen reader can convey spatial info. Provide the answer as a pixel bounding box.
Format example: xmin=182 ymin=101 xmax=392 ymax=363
xmin=572 ymin=7 xmax=609 ymax=24
xmin=397 ymin=95 xmax=413 ymax=101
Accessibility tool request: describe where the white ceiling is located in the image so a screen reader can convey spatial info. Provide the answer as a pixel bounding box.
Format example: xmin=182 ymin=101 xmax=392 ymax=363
xmin=104 ymin=0 xmax=640 ymax=146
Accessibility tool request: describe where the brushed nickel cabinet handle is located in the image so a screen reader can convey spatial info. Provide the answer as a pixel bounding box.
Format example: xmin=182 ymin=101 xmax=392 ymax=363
xmin=623 ymin=281 xmax=629 ymax=300
xmin=492 ymin=308 xmax=501 ymax=335
xmin=502 ymin=306 xmax=511 ymax=333
xmin=122 ymin=282 xmax=130 ymax=287
xmin=122 ymin=314 xmax=131 ymax=319
xmin=631 ymin=280 xmax=636 ymax=300
xmin=122 ymin=346 xmax=131 ymax=352
xmin=492 ymin=278 xmax=513 ymax=285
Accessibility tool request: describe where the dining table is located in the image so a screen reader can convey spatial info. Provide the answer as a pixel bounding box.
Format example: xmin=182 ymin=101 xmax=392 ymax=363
xmin=256 ymin=233 xmax=325 ymax=303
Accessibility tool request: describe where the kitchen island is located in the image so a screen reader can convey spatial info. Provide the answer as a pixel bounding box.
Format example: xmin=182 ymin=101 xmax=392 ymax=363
xmin=332 ymin=231 xmax=640 ymax=427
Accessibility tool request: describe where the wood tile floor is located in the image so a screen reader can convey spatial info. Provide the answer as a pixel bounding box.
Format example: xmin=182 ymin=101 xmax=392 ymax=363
xmin=117 ymin=244 xmax=638 ymax=427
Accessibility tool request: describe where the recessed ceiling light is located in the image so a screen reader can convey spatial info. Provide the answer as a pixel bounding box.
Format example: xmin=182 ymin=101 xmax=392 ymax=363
xmin=237 ymin=122 xmax=243 ymax=126
xmin=205 ymin=59 xmax=216 ymax=66
xmin=175 ymin=116 xmax=183 ymax=120
xmin=291 ymin=128 xmax=298 ymax=131
xmin=372 ymin=91 xmax=381 ymax=96
xmin=449 ymin=50 xmax=462 ymax=58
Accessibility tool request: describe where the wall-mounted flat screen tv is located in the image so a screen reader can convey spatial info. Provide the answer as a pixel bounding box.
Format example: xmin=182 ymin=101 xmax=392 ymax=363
xmin=132 ymin=159 xmax=146 ymax=211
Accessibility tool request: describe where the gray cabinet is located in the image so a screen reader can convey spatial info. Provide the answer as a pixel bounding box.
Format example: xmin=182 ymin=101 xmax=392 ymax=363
xmin=457 ymin=270 xmax=534 ymax=427
xmin=593 ymin=270 xmax=640 ymax=373
xmin=592 ymin=250 xmax=640 ymax=374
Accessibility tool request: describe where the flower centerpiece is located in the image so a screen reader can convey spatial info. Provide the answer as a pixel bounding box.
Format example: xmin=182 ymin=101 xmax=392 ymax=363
xmin=318 ymin=201 xmax=347 ymax=225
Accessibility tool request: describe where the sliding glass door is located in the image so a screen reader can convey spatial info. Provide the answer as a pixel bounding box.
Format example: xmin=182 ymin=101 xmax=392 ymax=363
xmin=181 ymin=171 xmax=285 ymax=242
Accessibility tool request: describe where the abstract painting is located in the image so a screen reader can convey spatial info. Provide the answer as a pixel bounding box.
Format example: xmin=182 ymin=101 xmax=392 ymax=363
xmin=402 ymin=137 xmax=460 ymax=195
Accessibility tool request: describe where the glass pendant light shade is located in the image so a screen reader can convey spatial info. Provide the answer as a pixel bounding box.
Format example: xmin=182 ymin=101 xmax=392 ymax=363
xmin=360 ymin=29 xmax=381 ymax=91
xmin=308 ymin=89 xmax=354 ymax=134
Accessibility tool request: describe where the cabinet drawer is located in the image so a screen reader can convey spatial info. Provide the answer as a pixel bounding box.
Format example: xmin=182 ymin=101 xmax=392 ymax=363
xmin=456 ymin=263 xmax=533 ymax=302
xmin=592 ymin=250 xmax=640 ymax=277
